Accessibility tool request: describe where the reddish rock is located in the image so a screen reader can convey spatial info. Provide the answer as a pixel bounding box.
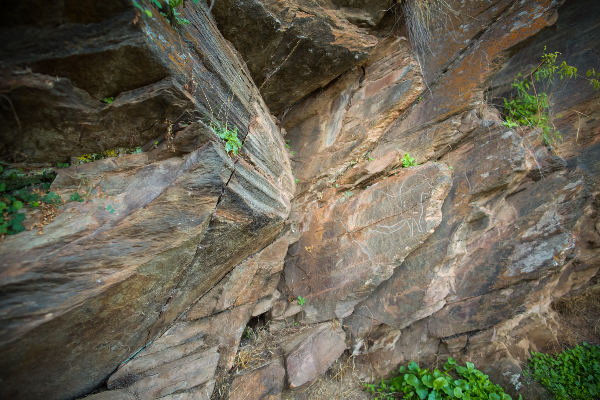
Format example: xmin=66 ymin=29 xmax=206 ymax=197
xmin=282 ymin=322 xmax=347 ymax=388
xmin=284 ymin=162 xmax=451 ymax=323
xmin=229 ymin=359 xmax=286 ymax=400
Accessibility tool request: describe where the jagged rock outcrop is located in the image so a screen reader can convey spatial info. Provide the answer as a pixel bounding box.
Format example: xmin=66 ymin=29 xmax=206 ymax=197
xmin=276 ymin=0 xmax=600 ymax=396
xmin=0 ymin=2 xmax=294 ymax=399
xmin=1 ymin=0 xmax=599 ymax=398
xmin=212 ymin=0 xmax=392 ymax=113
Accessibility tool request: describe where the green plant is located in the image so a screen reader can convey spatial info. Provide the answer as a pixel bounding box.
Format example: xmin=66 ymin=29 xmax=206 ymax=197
xmin=403 ymin=152 xmax=417 ymax=167
xmin=57 ymin=163 xmax=69 ymax=168
xmin=369 ymin=157 xmax=374 ymax=161
xmin=70 ymin=193 xmax=84 ymax=203
xmin=449 ymin=165 xmax=453 ymax=170
xmin=295 ymin=179 xmax=300 ymax=183
xmin=344 ymin=191 xmax=354 ymax=198
xmin=133 ymin=0 xmax=201 ymax=26
xmin=502 ymin=48 xmax=599 ymax=148
xmin=0 ymin=181 xmax=62 ymax=236
xmin=297 ymin=296 xmax=306 ymax=306
xmin=365 ymin=357 xmax=517 ymax=400
xmin=209 ymin=121 xmax=242 ymax=155
xmin=103 ymin=97 xmax=114 ymax=104
xmin=526 ymin=342 xmax=600 ymax=400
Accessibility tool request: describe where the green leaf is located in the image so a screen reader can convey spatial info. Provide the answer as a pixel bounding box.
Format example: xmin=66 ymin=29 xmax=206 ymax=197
xmin=454 ymin=387 xmax=463 ymax=398
xmin=0 ymin=182 xmax=5 ymax=192
xmin=489 ymin=393 xmax=501 ymax=400
xmin=12 ymin=200 xmax=23 ymax=210
xmin=415 ymin=384 xmax=430 ymax=400
xmin=422 ymin=374 xmax=434 ymax=388
xmin=144 ymin=9 xmax=153 ymax=17
xmin=433 ymin=377 xmax=448 ymax=390
xmin=405 ymin=374 xmax=421 ymax=387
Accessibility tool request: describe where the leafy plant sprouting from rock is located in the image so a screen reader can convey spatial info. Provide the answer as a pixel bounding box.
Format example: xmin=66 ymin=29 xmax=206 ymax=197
xmin=502 ymin=48 xmax=600 ymax=149
xmin=209 ymin=121 xmax=242 ymax=155
xmin=526 ymin=342 xmax=600 ymax=400
xmin=133 ymin=0 xmax=201 ymax=26
xmin=403 ymin=152 xmax=418 ymax=167
xmin=365 ymin=357 xmax=518 ymax=400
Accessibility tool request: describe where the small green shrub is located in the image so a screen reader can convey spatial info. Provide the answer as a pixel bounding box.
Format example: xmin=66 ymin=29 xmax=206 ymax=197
xmin=526 ymin=342 xmax=600 ymax=400
xmin=365 ymin=357 xmax=517 ymax=400
xmin=70 ymin=192 xmax=84 ymax=203
xmin=103 ymin=97 xmax=114 ymax=104
xmin=133 ymin=0 xmax=200 ymax=26
xmin=403 ymin=152 xmax=417 ymax=167
xmin=502 ymin=48 xmax=599 ymax=148
xmin=0 ymin=177 xmax=62 ymax=236
xmin=209 ymin=121 xmax=242 ymax=155
xmin=297 ymin=296 xmax=306 ymax=306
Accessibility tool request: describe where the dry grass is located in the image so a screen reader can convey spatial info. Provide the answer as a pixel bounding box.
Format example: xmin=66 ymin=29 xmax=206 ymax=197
xmin=553 ymin=278 xmax=600 ymax=348
xmin=282 ymin=353 xmax=369 ymax=400
xmin=398 ymin=0 xmax=455 ymax=57
xmin=232 ymin=324 xmax=311 ymax=374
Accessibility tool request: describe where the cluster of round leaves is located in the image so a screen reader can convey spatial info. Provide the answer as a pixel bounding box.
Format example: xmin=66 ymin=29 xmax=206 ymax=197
xmin=0 ymin=176 xmax=61 ymax=235
xmin=365 ymin=357 xmax=515 ymax=400
xmin=526 ymin=342 xmax=600 ymax=400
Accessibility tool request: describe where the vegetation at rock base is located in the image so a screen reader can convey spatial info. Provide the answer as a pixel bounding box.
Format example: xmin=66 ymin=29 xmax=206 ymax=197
xmin=297 ymin=296 xmax=306 ymax=306
xmin=0 ymin=165 xmax=62 ymax=236
xmin=365 ymin=357 xmax=518 ymax=400
xmin=75 ymin=147 xmax=143 ymax=164
xmin=525 ymin=343 xmax=600 ymax=400
xmin=502 ymin=48 xmax=600 ymax=149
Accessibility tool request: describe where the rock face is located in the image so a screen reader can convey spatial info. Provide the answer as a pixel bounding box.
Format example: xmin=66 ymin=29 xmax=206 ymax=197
xmin=212 ymin=0 xmax=391 ymax=112
xmin=281 ymin=322 xmax=347 ymax=388
xmin=277 ymin=0 xmax=600 ymax=395
xmin=229 ymin=359 xmax=286 ymax=400
xmin=0 ymin=2 xmax=294 ymax=399
xmin=1 ymin=0 xmax=600 ymax=399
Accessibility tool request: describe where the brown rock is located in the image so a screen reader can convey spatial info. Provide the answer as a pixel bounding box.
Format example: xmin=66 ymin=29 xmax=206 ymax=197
xmin=282 ymin=322 xmax=347 ymax=388
xmin=0 ymin=4 xmax=294 ymax=399
xmin=230 ymin=359 xmax=286 ymax=400
xmin=284 ymin=162 xmax=452 ymax=323
xmin=212 ymin=0 xmax=390 ymax=112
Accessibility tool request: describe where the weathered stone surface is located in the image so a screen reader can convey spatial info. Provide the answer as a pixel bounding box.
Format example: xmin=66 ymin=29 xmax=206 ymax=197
xmin=395 ymin=0 xmax=562 ymax=133
xmin=279 ymin=0 xmax=600 ymax=394
xmin=104 ymin=347 xmax=219 ymax=399
xmin=282 ymin=322 xmax=347 ymax=388
xmin=230 ymin=359 xmax=286 ymax=400
xmin=0 ymin=3 xmax=294 ymax=400
xmin=212 ymin=0 xmax=391 ymax=112
xmin=284 ymin=162 xmax=451 ymax=323
xmin=283 ymin=38 xmax=423 ymax=197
